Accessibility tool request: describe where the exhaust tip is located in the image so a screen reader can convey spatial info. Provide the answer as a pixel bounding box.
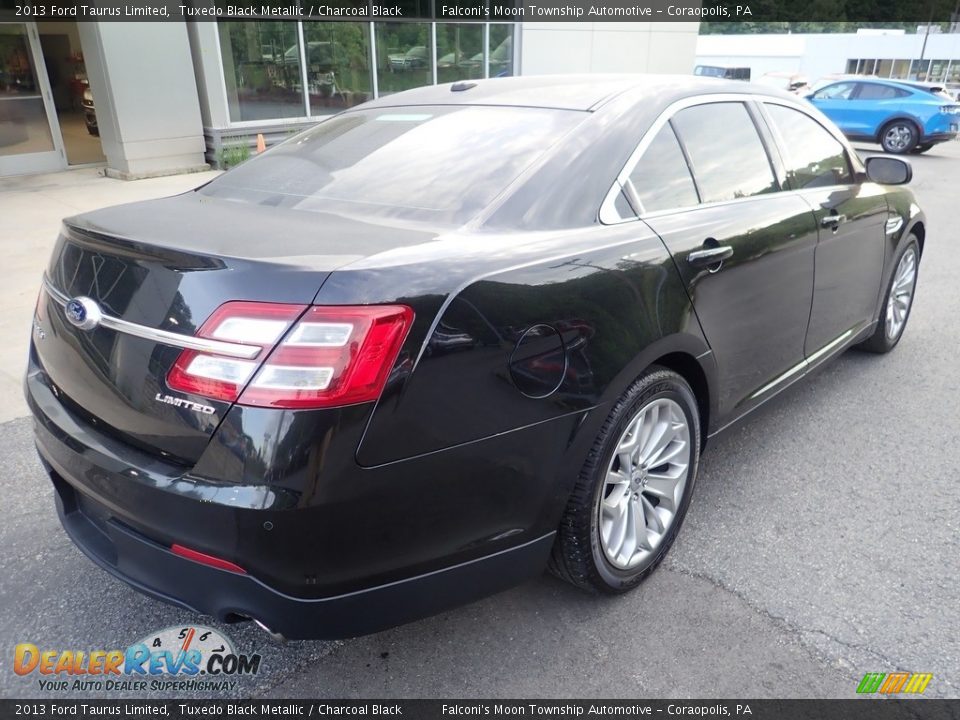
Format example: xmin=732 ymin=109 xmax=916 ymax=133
xmin=253 ymin=618 xmax=287 ymax=644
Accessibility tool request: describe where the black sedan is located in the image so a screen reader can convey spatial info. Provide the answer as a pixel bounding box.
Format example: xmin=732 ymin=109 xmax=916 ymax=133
xmin=26 ymin=75 xmax=924 ymax=639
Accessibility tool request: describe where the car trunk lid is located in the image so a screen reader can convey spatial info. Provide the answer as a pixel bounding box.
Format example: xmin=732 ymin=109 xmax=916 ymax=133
xmin=35 ymin=192 xmax=440 ymax=465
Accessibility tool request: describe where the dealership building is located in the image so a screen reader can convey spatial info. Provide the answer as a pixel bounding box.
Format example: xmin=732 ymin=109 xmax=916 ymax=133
xmin=696 ymin=29 xmax=960 ymax=90
xmin=0 ymin=19 xmax=699 ymax=178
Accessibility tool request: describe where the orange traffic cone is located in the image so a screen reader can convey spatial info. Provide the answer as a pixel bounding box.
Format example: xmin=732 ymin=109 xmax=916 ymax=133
xmin=256 ymin=133 xmax=266 ymax=153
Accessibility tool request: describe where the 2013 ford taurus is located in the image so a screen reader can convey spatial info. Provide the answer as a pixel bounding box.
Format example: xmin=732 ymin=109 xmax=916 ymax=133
xmin=26 ymin=76 xmax=924 ymax=640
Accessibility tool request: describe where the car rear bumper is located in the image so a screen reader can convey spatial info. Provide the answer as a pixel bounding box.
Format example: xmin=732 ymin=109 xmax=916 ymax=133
xmin=44 ymin=461 xmax=552 ymax=639
xmin=26 ymin=351 xmax=566 ymax=639
xmin=921 ymin=130 xmax=958 ymax=144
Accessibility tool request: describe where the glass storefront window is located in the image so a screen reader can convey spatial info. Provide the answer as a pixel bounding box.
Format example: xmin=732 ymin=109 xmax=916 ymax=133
xmin=910 ymin=59 xmax=931 ymax=81
xmin=218 ymin=21 xmax=306 ymax=121
xmin=303 ymin=22 xmax=372 ymax=115
xmin=375 ymin=22 xmax=432 ymax=96
xmin=876 ymin=59 xmax=893 ymax=78
xmin=489 ymin=25 xmax=514 ymax=77
xmin=948 ymin=61 xmax=960 ymax=83
xmin=215 ymin=21 xmax=519 ymax=124
xmin=436 ymin=24 xmax=483 ymax=84
xmin=890 ymin=59 xmax=910 ymax=79
xmin=928 ymin=59 xmax=949 ymax=82
xmin=0 ymin=24 xmax=54 ymax=156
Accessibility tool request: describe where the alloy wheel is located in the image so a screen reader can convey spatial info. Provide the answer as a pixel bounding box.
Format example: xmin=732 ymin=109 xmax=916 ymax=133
xmin=884 ymin=124 xmax=914 ymax=152
xmin=598 ymin=398 xmax=691 ymax=570
xmin=886 ymin=247 xmax=917 ymax=340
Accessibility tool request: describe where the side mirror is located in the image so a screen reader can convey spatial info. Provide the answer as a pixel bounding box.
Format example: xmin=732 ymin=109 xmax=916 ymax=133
xmin=865 ymin=156 xmax=912 ymax=185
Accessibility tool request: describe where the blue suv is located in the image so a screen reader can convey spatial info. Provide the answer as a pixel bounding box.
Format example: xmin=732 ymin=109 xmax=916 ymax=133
xmin=807 ymin=78 xmax=960 ymax=154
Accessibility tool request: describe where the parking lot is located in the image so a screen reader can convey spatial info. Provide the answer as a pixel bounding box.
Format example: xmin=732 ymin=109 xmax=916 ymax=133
xmin=2 ymin=140 xmax=958 ymax=700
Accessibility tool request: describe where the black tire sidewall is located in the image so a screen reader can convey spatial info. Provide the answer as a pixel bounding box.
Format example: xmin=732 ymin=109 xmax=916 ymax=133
xmin=586 ymin=375 xmax=700 ymax=592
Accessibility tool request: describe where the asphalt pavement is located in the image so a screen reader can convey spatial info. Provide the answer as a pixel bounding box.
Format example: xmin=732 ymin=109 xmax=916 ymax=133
xmin=1 ymin=141 xmax=958 ymax=700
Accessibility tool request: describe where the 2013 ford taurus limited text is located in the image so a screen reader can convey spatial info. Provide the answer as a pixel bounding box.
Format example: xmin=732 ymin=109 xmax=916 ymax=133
xmin=25 ymin=76 xmax=924 ymax=640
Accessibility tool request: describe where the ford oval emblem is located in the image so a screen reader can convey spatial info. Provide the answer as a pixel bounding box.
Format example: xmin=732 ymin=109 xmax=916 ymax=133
xmin=64 ymin=296 xmax=102 ymax=331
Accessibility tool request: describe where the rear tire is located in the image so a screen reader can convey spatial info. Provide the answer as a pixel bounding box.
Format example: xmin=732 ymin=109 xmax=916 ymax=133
xmin=858 ymin=236 xmax=920 ymax=353
xmin=880 ymin=120 xmax=919 ymax=154
xmin=549 ymin=367 xmax=701 ymax=594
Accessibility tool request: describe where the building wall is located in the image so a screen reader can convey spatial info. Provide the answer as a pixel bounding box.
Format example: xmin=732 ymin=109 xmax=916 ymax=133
xmin=79 ymin=22 xmax=208 ymax=178
xmin=520 ymin=22 xmax=700 ymax=75
xmin=696 ymin=32 xmax=960 ymax=86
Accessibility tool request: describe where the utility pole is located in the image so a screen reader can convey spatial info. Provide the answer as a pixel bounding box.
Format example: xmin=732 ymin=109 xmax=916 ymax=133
xmin=916 ymin=0 xmax=935 ymax=81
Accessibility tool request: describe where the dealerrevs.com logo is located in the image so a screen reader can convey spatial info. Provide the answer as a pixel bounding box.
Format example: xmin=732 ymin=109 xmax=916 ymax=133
xmin=13 ymin=625 xmax=262 ymax=693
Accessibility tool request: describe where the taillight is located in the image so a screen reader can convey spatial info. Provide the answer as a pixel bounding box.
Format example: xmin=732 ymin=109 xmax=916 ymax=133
xmin=166 ymin=302 xmax=414 ymax=409
xmin=167 ymin=302 xmax=305 ymax=403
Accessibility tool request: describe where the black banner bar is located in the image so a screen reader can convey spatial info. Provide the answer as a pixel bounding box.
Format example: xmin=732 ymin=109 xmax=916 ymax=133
xmin=1 ymin=0 xmax=958 ymax=23
xmin=2 ymin=700 xmax=960 ymax=720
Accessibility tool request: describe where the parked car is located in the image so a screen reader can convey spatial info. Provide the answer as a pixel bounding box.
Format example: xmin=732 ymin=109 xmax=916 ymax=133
xmin=807 ymin=77 xmax=960 ymax=153
xmin=756 ymin=71 xmax=810 ymax=95
xmin=81 ymin=86 xmax=97 ymax=136
xmin=27 ymin=76 xmax=925 ymax=640
xmin=388 ymin=45 xmax=428 ymax=72
xmin=694 ymin=65 xmax=751 ymax=81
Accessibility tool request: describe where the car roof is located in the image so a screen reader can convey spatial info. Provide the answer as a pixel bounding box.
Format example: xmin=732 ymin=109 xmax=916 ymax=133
xmin=352 ymin=74 xmax=764 ymax=113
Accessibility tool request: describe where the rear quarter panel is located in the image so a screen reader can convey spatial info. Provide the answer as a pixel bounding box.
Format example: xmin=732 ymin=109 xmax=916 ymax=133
xmin=313 ymin=223 xmax=712 ymax=470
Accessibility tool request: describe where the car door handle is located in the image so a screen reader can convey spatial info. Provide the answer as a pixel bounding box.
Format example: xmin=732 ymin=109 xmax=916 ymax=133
xmin=688 ymin=245 xmax=734 ymax=267
xmin=820 ymin=214 xmax=847 ymax=227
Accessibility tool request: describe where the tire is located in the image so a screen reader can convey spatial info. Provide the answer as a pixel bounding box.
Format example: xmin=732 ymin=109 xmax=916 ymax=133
xmin=880 ymin=120 xmax=919 ymax=154
xmin=911 ymin=143 xmax=934 ymax=154
xmin=857 ymin=235 xmax=920 ymax=354
xmin=549 ymin=367 xmax=701 ymax=594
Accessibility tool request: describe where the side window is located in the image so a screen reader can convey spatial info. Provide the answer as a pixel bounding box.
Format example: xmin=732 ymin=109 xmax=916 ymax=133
xmin=671 ymin=103 xmax=778 ymax=204
xmin=814 ymin=82 xmax=857 ymax=100
xmin=856 ymin=83 xmax=908 ymax=100
xmin=627 ymin=124 xmax=699 ymax=213
xmin=764 ymin=104 xmax=853 ymax=189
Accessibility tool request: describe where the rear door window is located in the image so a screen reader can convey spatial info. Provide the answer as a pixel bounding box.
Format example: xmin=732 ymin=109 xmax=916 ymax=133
xmin=856 ymin=83 xmax=909 ymax=100
xmin=627 ymin=124 xmax=699 ymax=214
xmin=763 ymin=104 xmax=853 ymax=189
xmin=671 ymin=102 xmax=778 ymax=204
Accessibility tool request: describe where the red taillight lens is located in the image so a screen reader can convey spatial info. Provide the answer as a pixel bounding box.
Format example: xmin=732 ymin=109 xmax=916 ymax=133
xmin=166 ymin=302 xmax=414 ymax=409
xmin=167 ymin=301 xmax=306 ymax=403
xmin=239 ymin=305 xmax=414 ymax=409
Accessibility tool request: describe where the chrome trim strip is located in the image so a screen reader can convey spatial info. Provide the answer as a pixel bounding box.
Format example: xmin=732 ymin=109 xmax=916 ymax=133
xmin=748 ymin=328 xmax=855 ymax=401
xmin=41 ymin=276 xmax=262 ymax=360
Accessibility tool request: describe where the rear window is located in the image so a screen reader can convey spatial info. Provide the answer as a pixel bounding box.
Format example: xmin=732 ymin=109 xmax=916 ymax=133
xmin=200 ymin=106 xmax=582 ymax=225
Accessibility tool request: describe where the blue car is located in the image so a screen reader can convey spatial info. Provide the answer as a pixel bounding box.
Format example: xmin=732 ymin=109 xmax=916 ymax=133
xmin=807 ymin=78 xmax=960 ymax=154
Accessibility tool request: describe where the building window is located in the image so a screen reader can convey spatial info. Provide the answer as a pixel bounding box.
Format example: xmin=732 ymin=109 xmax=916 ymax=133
xmin=876 ymin=59 xmax=893 ymax=77
xmin=375 ymin=22 xmax=432 ymax=97
xmin=218 ymin=21 xmax=306 ymax=121
xmin=890 ymin=59 xmax=910 ymax=79
xmin=436 ymin=24 xmax=483 ymax=83
xmin=215 ymin=21 xmax=517 ymax=124
xmin=303 ymin=22 xmax=372 ymax=115
xmin=489 ymin=24 xmax=514 ymax=77
xmin=928 ymin=59 xmax=949 ymax=82
xmin=910 ymin=58 xmax=931 ymax=81
xmin=0 ymin=24 xmax=55 ymax=156
xmin=948 ymin=61 xmax=960 ymax=83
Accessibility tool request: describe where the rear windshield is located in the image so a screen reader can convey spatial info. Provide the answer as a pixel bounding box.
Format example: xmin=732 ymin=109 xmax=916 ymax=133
xmin=200 ymin=105 xmax=582 ymax=226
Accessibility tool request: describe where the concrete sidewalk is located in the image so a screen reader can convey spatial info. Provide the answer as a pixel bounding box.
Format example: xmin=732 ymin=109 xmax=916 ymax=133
xmin=0 ymin=167 xmax=221 ymax=423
